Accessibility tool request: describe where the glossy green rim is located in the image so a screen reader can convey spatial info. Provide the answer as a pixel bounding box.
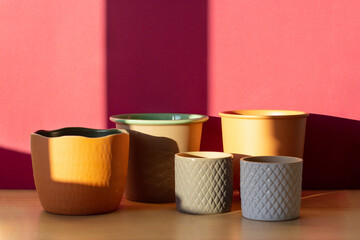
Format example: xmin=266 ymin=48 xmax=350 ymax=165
xmin=110 ymin=113 xmax=209 ymax=125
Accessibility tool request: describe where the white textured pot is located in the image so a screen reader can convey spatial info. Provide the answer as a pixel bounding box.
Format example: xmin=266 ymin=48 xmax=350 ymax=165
xmin=175 ymin=151 xmax=233 ymax=215
xmin=240 ymin=156 xmax=303 ymax=221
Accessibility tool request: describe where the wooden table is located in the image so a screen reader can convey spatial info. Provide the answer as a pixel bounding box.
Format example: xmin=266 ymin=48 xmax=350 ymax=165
xmin=0 ymin=190 xmax=359 ymax=240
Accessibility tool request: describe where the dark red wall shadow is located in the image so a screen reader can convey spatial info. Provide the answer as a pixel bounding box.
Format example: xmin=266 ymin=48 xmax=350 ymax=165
xmin=0 ymin=148 xmax=34 ymax=189
xmin=303 ymin=114 xmax=360 ymax=189
xmin=200 ymin=116 xmax=223 ymax=152
xmin=200 ymin=114 xmax=360 ymax=189
xmin=106 ymin=0 xmax=208 ymax=127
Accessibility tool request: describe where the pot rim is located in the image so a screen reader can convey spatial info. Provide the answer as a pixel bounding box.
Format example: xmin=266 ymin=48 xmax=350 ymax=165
xmin=110 ymin=113 xmax=209 ymax=125
xmin=32 ymin=127 xmax=128 ymax=139
xmin=241 ymin=156 xmax=303 ymax=164
xmin=219 ymin=110 xmax=309 ymax=119
xmin=175 ymin=151 xmax=233 ymax=161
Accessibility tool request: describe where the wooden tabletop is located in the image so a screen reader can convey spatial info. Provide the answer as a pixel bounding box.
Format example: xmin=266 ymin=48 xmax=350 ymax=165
xmin=0 ymin=190 xmax=359 ymax=240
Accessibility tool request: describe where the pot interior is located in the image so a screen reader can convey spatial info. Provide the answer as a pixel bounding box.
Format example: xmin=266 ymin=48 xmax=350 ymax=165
xmin=241 ymin=156 xmax=302 ymax=164
xmin=35 ymin=127 xmax=122 ymax=138
xmin=176 ymin=151 xmax=233 ymax=160
xmin=220 ymin=110 xmax=308 ymax=118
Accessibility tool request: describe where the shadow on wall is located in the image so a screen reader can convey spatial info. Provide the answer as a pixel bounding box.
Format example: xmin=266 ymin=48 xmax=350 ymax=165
xmin=200 ymin=114 xmax=360 ymax=190
xmin=1 ymin=117 xmax=359 ymax=190
xmin=0 ymin=148 xmax=34 ymax=189
xmin=200 ymin=116 xmax=223 ymax=152
xmin=303 ymin=114 xmax=360 ymax=189
xmin=106 ymin=0 xmax=208 ymax=127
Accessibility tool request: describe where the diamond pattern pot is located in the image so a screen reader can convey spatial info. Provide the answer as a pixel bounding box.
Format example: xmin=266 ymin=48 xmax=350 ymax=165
xmin=175 ymin=152 xmax=233 ymax=214
xmin=240 ymin=156 xmax=303 ymax=221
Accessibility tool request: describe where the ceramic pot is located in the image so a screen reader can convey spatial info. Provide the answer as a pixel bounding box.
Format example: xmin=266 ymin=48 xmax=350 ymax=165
xmin=175 ymin=151 xmax=233 ymax=214
xmin=219 ymin=110 xmax=308 ymax=190
xmin=110 ymin=113 xmax=208 ymax=203
xmin=240 ymin=156 xmax=303 ymax=221
xmin=31 ymin=127 xmax=129 ymax=215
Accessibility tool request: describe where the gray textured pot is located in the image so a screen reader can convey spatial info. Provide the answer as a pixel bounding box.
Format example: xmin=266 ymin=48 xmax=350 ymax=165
xmin=175 ymin=152 xmax=233 ymax=215
xmin=241 ymin=156 xmax=303 ymax=221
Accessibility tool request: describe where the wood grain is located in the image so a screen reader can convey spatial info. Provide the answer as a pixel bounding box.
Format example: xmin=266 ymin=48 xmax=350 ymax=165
xmin=0 ymin=190 xmax=359 ymax=240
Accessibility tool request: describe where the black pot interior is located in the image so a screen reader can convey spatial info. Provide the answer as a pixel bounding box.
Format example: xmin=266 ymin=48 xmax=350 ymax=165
xmin=35 ymin=127 xmax=121 ymax=138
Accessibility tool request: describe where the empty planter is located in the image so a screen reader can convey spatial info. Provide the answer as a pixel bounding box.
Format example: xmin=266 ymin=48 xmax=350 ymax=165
xmin=110 ymin=113 xmax=208 ymax=203
xmin=219 ymin=110 xmax=308 ymax=190
xmin=31 ymin=127 xmax=129 ymax=215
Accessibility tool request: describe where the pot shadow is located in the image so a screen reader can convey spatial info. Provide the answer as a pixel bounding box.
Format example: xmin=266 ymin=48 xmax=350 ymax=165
xmin=0 ymin=147 xmax=34 ymax=189
xmin=200 ymin=116 xmax=223 ymax=152
xmin=265 ymin=116 xmax=308 ymax=157
xmin=123 ymin=130 xmax=179 ymax=203
xmin=199 ymin=114 xmax=360 ymax=190
xmin=232 ymin=153 xmax=250 ymax=192
xmin=200 ymin=116 xmax=248 ymax=191
xmin=303 ymin=114 xmax=360 ymax=189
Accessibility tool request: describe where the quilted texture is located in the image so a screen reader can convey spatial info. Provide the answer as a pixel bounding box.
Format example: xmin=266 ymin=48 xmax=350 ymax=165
xmin=175 ymin=156 xmax=233 ymax=214
xmin=241 ymin=158 xmax=303 ymax=221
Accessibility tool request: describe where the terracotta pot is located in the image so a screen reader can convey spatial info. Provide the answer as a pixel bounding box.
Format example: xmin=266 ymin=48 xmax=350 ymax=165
xmin=219 ymin=110 xmax=308 ymax=191
xmin=31 ymin=127 xmax=129 ymax=215
xmin=110 ymin=113 xmax=208 ymax=203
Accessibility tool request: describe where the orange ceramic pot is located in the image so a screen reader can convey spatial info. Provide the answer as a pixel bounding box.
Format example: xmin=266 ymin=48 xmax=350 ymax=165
xmin=219 ymin=110 xmax=308 ymax=190
xmin=110 ymin=113 xmax=208 ymax=203
xmin=31 ymin=127 xmax=129 ymax=215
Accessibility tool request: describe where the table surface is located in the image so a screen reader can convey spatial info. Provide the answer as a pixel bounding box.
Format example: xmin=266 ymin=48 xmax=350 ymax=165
xmin=0 ymin=190 xmax=359 ymax=240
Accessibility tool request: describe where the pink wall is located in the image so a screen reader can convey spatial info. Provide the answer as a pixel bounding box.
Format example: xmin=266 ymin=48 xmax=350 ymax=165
xmin=208 ymin=0 xmax=360 ymax=119
xmin=207 ymin=1 xmax=360 ymax=189
xmin=1 ymin=0 xmax=359 ymax=189
xmin=0 ymin=0 xmax=106 ymax=188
